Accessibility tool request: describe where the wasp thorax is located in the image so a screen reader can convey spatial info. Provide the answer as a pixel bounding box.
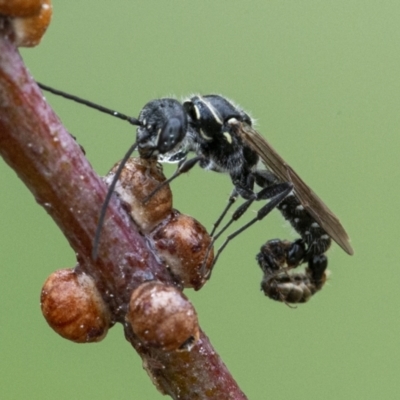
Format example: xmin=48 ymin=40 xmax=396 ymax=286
xmin=126 ymin=281 xmax=199 ymax=351
xmin=40 ymin=268 xmax=111 ymax=343
xmin=184 ymin=94 xmax=252 ymax=138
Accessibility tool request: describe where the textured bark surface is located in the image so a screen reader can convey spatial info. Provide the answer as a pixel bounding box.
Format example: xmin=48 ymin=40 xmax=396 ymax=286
xmin=0 ymin=21 xmax=247 ymax=400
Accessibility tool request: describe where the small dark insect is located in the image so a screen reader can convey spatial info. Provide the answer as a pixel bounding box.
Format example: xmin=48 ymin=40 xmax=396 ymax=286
xmin=37 ymin=85 xmax=291 ymax=268
xmin=37 ymin=84 xmax=353 ymax=293
xmin=165 ymin=96 xmax=353 ymax=281
xmin=230 ymin=118 xmax=353 ymax=256
xmin=155 ymin=95 xmax=294 ymax=271
xmin=205 ymin=116 xmax=353 ymax=301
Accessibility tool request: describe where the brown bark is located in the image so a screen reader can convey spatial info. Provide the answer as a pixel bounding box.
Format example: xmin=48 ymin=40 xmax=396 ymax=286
xmin=0 ymin=21 xmax=247 ymax=399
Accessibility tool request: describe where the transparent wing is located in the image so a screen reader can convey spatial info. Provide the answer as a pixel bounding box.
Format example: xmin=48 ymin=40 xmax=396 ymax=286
xmin=233 ymin=121 xmax=354 ymax=255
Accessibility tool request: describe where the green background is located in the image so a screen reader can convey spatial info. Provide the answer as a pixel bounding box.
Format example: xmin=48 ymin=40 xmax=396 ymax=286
xmin=1 ymin=1 xmax=398 ymax=399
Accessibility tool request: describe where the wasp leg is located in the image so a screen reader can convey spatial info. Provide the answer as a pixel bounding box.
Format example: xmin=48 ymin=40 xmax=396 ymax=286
xmin=143 ymin=155 xmax=203 ymax=203
xmin=210 ymin=170 xmax=258 ymax=236
xmin=203 ymin=182 xmax=293 ymax=277
xmin=211 ymin=182 xmax=293 ymax=246
xmin=209 ymin=187 xmax=239 ymax=237
xmin=92 ymin=142 xmax=138 ymax=260
xmin=257 ymin=239 xmax=306 ymax=272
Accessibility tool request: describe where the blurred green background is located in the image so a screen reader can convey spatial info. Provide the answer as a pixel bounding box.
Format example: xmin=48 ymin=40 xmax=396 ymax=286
xmin=1 ymin=1 xmax=398 ymax=399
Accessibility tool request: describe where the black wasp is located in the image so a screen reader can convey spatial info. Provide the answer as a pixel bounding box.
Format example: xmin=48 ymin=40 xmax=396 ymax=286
xmin=228 ymin=116 xmax=353 ymax=302
xmin=155 ymin=94 xmax=354 ymax=303
xmin=37 ymin=83 xmax=353 ymax=302
xmin=188 ymin=107 xmax=354 ymax=303
xmin=37 ymin=84 xmax=290 ymax=263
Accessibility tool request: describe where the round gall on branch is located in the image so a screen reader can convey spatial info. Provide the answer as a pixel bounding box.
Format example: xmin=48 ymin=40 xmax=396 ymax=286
xmin=104 ymin=157 xmax=173 ymax=234
xmin=105 ymin=157 xmax=213 ymax=289
xmin=127 ymin=281 xmax=199 ymax=351
xmin=151 ymin=210 xmax=213 ymax=290
xmin=40 ymin=157 xmax=212 ymax=346
xmin=0 ymin=0 xmax=43 ymax=17
xmin=41 ymin=269 xmax=111 ymax=343
xmin=0 ymin=0 xmax=52 ymax=47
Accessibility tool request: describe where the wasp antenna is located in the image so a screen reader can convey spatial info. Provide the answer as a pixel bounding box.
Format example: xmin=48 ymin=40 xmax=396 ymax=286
xmin=128 ymin=117 xmax=142 ymax=126
xmin=92 ymin=141 xmax=138 ymax=260
xmin=37 ymin=82 xmax=141 ymax=125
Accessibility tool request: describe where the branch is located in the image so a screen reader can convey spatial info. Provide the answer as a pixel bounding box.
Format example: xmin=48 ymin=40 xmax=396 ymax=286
xmin=0 ymin=21 xmax=247 ymax=400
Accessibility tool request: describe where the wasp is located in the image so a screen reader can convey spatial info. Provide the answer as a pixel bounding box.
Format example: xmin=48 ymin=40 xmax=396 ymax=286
xmin=37 ymin=85 xmax=290 ymax=265
xmin=37 ymin=84 xmax=353 ymax=298
xmin=199 ymin=113 xmax=353 ymax=301
xmin=168 ymin=96 xmax=353 ymax=279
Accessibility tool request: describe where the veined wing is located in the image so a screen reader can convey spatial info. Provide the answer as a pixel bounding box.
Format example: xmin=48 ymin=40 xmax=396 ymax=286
xmin=233 ymin=120 xmax=354 ymax=255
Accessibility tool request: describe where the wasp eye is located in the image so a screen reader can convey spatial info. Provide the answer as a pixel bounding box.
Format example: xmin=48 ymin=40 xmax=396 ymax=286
xmin=157 ymin=117 xmax=185 ymax=153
